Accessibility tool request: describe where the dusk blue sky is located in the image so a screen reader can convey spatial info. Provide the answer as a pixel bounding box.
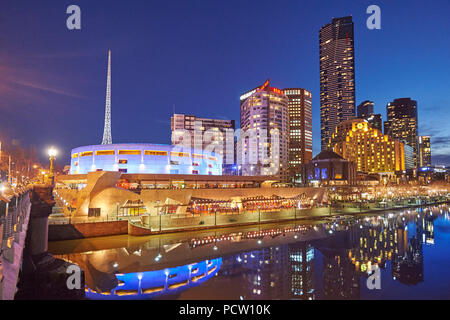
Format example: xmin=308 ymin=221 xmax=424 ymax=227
xmin=0 ymin=0 xmax=449 ymax=166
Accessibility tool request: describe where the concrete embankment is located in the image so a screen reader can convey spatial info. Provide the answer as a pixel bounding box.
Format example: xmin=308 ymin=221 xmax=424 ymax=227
xmin=48 ymin=220 xmax=128 ymax=241
xmin=48 ymin=200 xmax=449 ymax=240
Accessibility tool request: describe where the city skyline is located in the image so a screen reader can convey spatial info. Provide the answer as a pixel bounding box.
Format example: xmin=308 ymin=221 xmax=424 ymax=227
xmin=1 ymin=0 xmax=449 ymax=166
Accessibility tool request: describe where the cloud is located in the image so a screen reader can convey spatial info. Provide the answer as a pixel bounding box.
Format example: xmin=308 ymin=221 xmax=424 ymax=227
xmin=9 ymin=79 xmax=86 ymax=99
xmin=432 ymin=154 xmax=450 ymax=166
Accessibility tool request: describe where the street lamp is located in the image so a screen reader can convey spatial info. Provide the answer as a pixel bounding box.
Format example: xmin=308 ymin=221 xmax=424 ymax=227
xmin=48 ymin=147 xmax=57 ymax=186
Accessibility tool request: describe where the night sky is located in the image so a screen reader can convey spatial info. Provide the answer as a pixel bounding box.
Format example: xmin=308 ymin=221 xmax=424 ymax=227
xmin=1 ymin=0 xmax=449 ymax=166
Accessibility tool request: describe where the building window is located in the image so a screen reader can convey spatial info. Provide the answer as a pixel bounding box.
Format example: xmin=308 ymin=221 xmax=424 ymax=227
xmin=192 ymin=170 xmax=199 ymax=175
xmin=80 ymin=151 xmax=93 ymax=157
xmin=321 ymin=168 xmax=328 ymax=179
xmin=88 ymin=208 xmax=101 ymax=217
xmin=192 ymin=154 xmax=205 ymax=159
xmin=118 ymin=168 xmax=127 ymax=173
xmin=145 ymin=150 xmax=168 ymax=156
xmin=171 ymin=152 xmax=190 ymax=158
xmin=315 ymin=168 xmax=320 ymax=179
xmin=118 ymin=150 xmax=141 ymax=155
xmin=118 ymin=159 xmax=128 ymax=164
xmin=95 ymin=150 xmax=115 ymax=156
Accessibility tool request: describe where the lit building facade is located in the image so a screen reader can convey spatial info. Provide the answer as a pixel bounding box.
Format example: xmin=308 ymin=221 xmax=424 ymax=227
xmin=328 ymin=119 xmax=406 ymax=173
xmin=404 ymin=144 xmax=415 ymax=170
xmin=283 ymin=88 xmax=313 ymax=183
xmin=418 ymin=136 xmax=431 ymax=168
xmin=384 ymin=98 xmax=418 ymax=168
xmin=171 ymin=114 xmax=235 ymax=173
xmin=302 ymin=150 xmax=357 ymax=186
xmin=70 ymin=143 xmax=222 ymax=175
xmin=239 ymin=80 xmax=289 ymax=181
xmin=319 ymin=16 xmax=356 ymax=150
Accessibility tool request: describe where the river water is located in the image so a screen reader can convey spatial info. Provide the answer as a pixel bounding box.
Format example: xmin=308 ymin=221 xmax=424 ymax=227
xmin=49 ymin=204 xmax=450 ymax=300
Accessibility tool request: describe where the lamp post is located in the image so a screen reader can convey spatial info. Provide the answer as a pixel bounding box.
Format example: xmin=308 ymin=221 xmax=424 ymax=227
xmin=0 ymin=142 xmax=12 ymax=185
xmin=48 ymin=147 xmax=57 ymax=186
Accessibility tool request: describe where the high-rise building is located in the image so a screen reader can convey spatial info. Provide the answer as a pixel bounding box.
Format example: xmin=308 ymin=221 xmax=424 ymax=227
xmin=283 ymin=88 xmax=312 ymax=183
xmin=365 ymin=114 xmax=383 ymax=132
xmin=384 ymin=98 xmax=418 ymax=167
xmin=239 ymin=80 xmax=289 ymax=181
xmin=319 ymin=16 xmax=356 ymax=150
xmin=357 ymin=100 xmax=374 ymax=118
xmin=404 ymin=144 xmax=415 ymax=170
xmin=418 ymin=136 xmax=431 ymax=168
xmin=171 ymin=114 xmax=235 ymax=173
xmin=328 ymin=119 xmax=405 ymax=173
xmin=356 ymin=101 xmax=383 ymax=132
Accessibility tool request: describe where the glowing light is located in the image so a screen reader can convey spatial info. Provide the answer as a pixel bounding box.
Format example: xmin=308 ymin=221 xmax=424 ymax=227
xmin=48 ymin=147 xmax=57 ymax=157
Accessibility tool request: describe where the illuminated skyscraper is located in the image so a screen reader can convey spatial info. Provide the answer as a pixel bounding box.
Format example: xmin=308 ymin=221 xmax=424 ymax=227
xmin=171 ymin=114 xmax=235 ymax=173
xmin=384 ymin=98 xmax=418 ymax=167
xmin=329 ymin=119 xmax=406 ymax=173
xmin=283 ymin=88 xmax=312 ymax=183
xmin=418 ymin=136 xmax=431 ymax=168
xmin=102 ymin=50 xmax=112 ymax=145
xmin=319 ymin=16 xmax=356 ymax=150
xmin=239 ymin=80 xmax=289 ymax=181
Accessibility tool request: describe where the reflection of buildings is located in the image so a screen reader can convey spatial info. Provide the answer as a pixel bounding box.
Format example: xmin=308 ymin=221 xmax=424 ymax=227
xmin=392 ymin=236 xmax=423 ymax=286
xmin=322 ymin=254 xmax=360 ymax=299
xmin=423 ymin=218 xmax=435 ymax=245
xmin=348 ymin=219 xmax=407 ymax=273
xmin=232 ymin=242 xmax=315 ymax=300
xmin=240 ymin=246 xmax=290 ymax=299
xmin=391 ymin=214 xmax=432 ymax=286
xmin=289 ymin=243 xmax=315 ymax=299
xmin=317 ymin=212 xmax=428 ymax=299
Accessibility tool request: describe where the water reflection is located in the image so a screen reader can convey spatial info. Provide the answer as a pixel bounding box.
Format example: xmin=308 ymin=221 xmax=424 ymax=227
xmin=55 ymin=205 xmax=450 ymax=300
xmin=85 ymin=258 xmax=222 ymax=299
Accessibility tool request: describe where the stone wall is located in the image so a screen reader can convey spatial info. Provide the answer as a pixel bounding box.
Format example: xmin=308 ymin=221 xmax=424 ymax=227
xmin=48 ymin=220 xmax=128 ymax=241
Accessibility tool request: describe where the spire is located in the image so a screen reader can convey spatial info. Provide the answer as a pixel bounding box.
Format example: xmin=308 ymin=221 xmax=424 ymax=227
xmin=102 ymin=50 xmax=112 ymax=145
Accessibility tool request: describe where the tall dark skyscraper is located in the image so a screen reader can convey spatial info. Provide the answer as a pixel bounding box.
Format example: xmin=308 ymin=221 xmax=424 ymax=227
xmin=283 ymin=88 xmax=313 ymax=183
xmin=319 ymin=16 xmax=356 ymax=150
xmin=357 ymin=100 xmax=374 ymax=118
xmin=384 ymin=98 xmax=418 ymax=167
xmin=357 ymin=100 xmax=382 ymax=132
xmin=418 ymin=136 xmax=431 ymax=168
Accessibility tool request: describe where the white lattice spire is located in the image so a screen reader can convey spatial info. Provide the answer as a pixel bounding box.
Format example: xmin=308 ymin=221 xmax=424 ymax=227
xmin=102 ymin=50 xmax=112 ymax=145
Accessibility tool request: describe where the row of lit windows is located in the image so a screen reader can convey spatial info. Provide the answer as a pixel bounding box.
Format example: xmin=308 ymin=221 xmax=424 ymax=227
xmin=73 ymin=150 xmax=217 ymax=161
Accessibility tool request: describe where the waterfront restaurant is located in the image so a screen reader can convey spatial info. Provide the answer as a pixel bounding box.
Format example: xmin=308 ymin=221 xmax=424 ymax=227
xmin=55 ymin=171 xmax=327 ymax=221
